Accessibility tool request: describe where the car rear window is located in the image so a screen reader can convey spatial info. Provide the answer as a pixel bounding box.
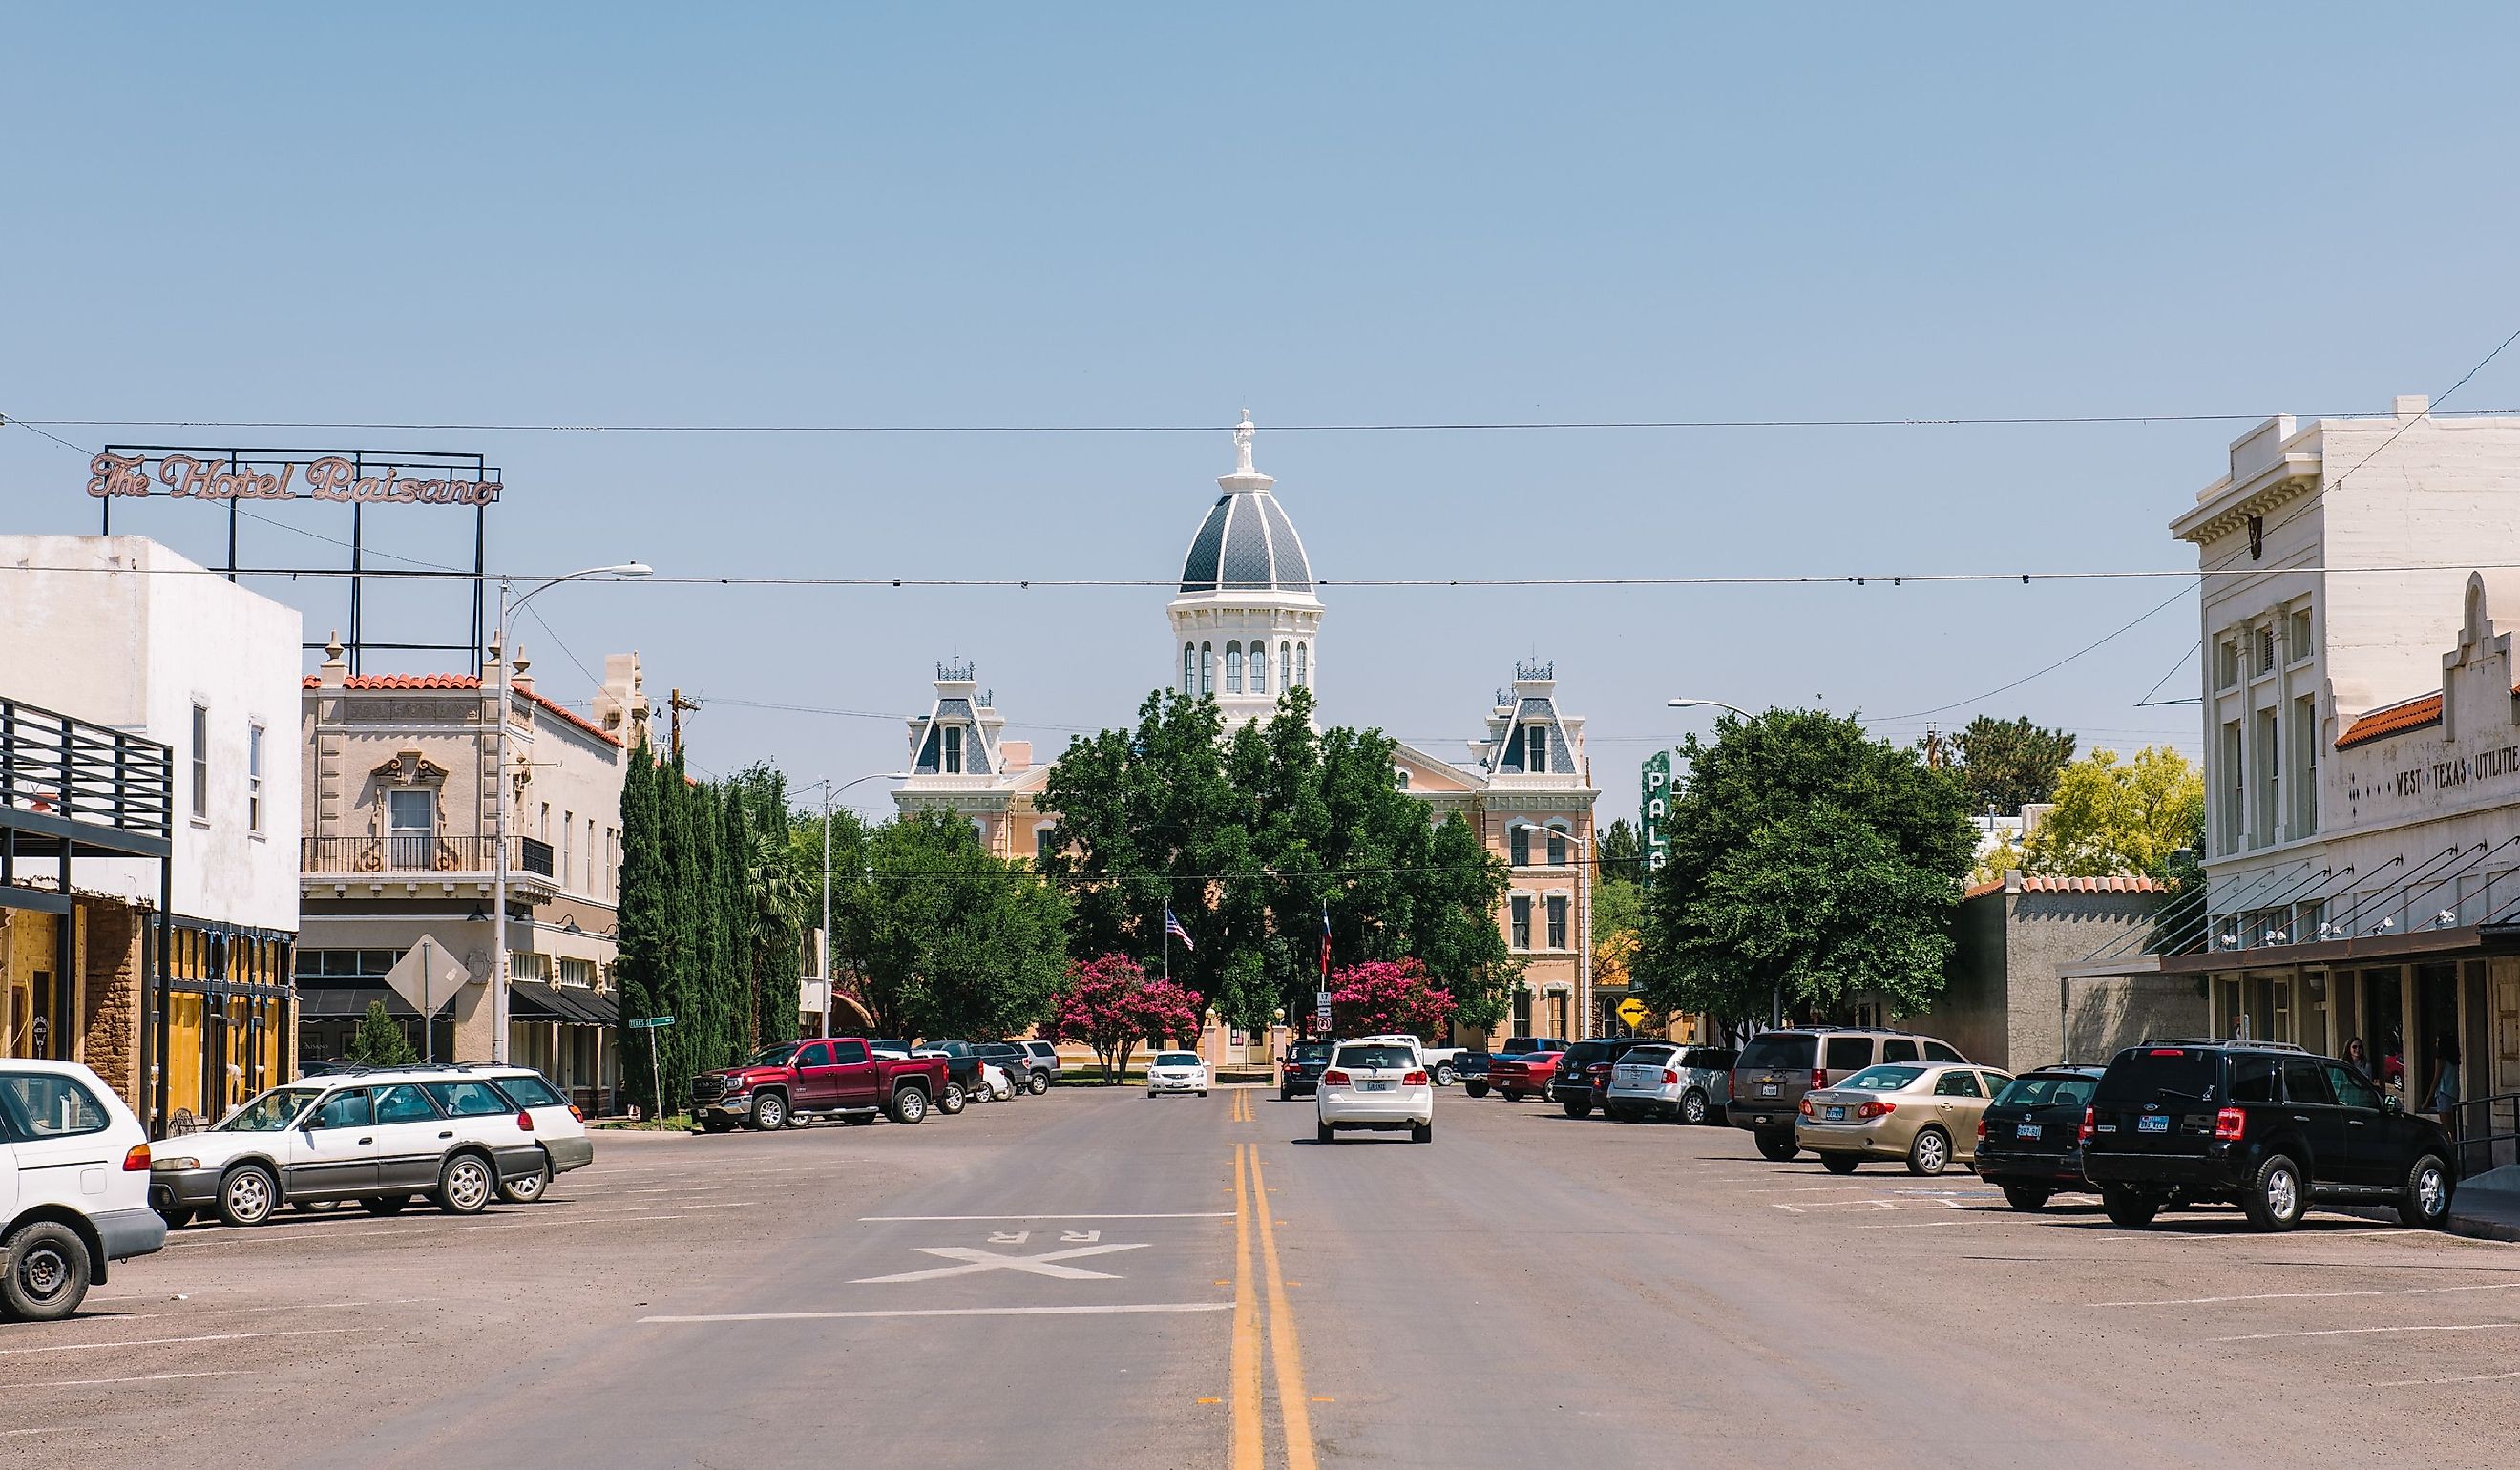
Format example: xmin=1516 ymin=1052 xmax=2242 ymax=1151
xmin=0 ymin=1072 xmax=112 ymax=1140
xmin=1824 ymin=1036 xmax=1874 ymax=1071
xmin=1738 ymin=1034 xmax=1818 ymax=1070
xmin=425 ymin=1081 xmax=515 ymax=1117
xmin=1560 ymin=1040 xmax=1612 ymax=1066
xmin=1841 ymin=1064 xmax=1923 ymax=1091
xmin=1994 ymin=1075 xmax=2095 ymax=1108
xmin=2096 ymin=1049 xmax=2218 ymax=1105
xmin=1289 ymin=1042 xmax=1334 ymax=1062
xmin=1622 ymin=1045 xmax=1677 ymax=1066
xmin=1682 ymin=1048 xmax=1737 ymax=1070
xmin=1334 ymin=1044 xmax=1417 ymax=1070
xmin=491 ymin=1073 xmax=568 ymax=1108
xmin=1880 ymin=1039 xmax=1920 ymax=1063
xmin=1153 ymin=1053 xmax=1201 ymax=1067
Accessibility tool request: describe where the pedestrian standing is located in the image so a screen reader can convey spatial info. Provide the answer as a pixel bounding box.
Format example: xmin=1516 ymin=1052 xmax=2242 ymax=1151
xmin=2427 ymin=1033 xmax=2463 ymax=1116
xmin=2343 ymin=1036 xmax=2374 ymax=1086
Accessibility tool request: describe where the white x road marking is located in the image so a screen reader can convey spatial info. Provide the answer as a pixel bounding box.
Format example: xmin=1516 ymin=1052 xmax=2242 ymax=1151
xmin=851 ymin=1242 xmax=1150 ymax=1284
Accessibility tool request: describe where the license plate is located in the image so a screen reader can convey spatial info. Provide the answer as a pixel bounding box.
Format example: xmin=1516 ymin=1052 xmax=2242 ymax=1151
xmin=1759 ymin=1083 xmax=1780 ymax=1097
xmin=2138 ymin=1115 xmax=2169 ymax=1134
xmin=1824 ymin=1105 xmax=1845 ymax=1121
xmin=2015 ymin=1124 xmax=2041 ymax=1140
xmin=1359 ymin=1080 xmax=1393 ymax=1092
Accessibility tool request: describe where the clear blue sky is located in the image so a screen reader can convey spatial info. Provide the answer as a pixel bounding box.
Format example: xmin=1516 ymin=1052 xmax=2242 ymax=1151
xmin=10 ymin=5 xmax=2520 ymax=816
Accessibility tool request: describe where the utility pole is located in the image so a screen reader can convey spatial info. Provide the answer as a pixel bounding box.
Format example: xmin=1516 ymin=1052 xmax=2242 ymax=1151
xmin=667 ymin=688 xmax=702 ymax=756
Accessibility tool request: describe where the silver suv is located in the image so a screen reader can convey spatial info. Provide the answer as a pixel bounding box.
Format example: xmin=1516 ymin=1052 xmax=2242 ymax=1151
xmin=1730 ymin=1028 xmax=1969 ymax=1161
xmin=1606 ymin=1044 xmax=1737 ymax=1124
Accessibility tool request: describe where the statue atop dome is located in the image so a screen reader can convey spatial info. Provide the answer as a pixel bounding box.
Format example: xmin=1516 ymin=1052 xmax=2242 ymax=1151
xmin=1232 ymin=408 xmax=1257 ymax=476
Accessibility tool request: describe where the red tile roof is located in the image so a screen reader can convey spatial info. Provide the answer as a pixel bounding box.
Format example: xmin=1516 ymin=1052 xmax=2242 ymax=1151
xmin=2337 ymin=692 xmax=2445 ymax=750
xmin=1964 ymin=873 xmax=2173 ymax=901
xmin=302 ymin=673 xmax=620 ymax=746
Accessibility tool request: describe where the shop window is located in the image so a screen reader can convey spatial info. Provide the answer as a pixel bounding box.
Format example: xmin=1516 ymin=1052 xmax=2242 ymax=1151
xmin=1546 ymin=894 xmax=1568 ymax=949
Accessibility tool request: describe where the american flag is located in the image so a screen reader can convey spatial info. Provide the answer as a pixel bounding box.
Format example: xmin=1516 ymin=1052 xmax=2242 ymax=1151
xmin=1165 ymin=906 xmax=1194 ymax=951
xmin=1319 ymin=900 xmax=1333 ymax=978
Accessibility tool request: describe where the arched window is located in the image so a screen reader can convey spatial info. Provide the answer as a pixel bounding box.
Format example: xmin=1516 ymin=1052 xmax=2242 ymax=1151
xmin=1294 ymin=642 xmax=1309 ymax=688
xmin=1251 ymin=640 xmax=1269 ymax=695
xmin=1183 ymin=643 xmax=1196 ymax=694
xmin=1200 ymin=641 xmax=1214 ymax=696
xmin=1226 ymin=641 xmax=1243 ymax=694
xmin=1279 ymin=641 xmax=1292 ymax=691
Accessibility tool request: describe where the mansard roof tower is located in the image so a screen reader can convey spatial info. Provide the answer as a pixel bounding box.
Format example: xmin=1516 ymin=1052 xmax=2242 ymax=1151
xmin=1168 ymin=410 xmax=1322 ymax=727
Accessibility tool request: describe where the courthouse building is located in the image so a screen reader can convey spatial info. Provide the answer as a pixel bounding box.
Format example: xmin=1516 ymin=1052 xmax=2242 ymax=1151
xmin=892 ymin=415 xmax=1604 ymax=1044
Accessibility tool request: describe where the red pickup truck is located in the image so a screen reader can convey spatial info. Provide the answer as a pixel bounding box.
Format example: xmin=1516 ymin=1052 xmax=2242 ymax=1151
xmin=691 ymin=1038 xmax=948 ymax=1130
xmin=1481 ymin=1050 xmax=1564 ymax=1102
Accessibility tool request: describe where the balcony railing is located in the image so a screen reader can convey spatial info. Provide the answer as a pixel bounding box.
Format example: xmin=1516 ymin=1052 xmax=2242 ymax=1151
xmin=0 ymin=697 xmax=174 ymax=841
xmin=304 ymin=833 xmax=555 ymax=879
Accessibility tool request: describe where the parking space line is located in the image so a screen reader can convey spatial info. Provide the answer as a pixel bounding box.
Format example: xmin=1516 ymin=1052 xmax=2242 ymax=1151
xmin=2373 ymin=1366 xmax=2520 ymax=1388
xmin=0 ymin=1328 xmax=348 ymax=1356
xmin=1849 ymin=1221 xmax=1969 ymax=1229
xmin=98 ymin=1297 xmax=427 ymax=1321
xmin=10 ymin=1370 xmax=250 ymax=1389
xmin=2099 ymin=1282 xmax=2520 ymax=1308
xmin=2212 ymin=1320 xmax=2520 ymax=1342
xmin=638 ymin=1303 xmax=1231 ymax=1323
xmin=858 ymin=1213 xmax=1235 ymax=1222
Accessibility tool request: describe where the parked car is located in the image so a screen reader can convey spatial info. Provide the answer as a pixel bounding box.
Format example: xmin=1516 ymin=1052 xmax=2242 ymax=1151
xmin=919 ymin=1040 xmax=994 ymax=1113
xmin=968 ymin=1043 xmax=1039 ymax=1096
xmin=1480 ymin=1050 xmax=1563 ymax=1102
xmin=1604 ymin=1043 xmax=1736 ymax=1124
xmin=1315 ymin=1040 xmax=1433 ymax=1144
xmin=1973 ymin=1066 xmax=2106 ymax=1210
xmin=1017 ymin=1040 xmax=1062 ymax=1089
xmin=1796 ymin=1061 xmax=2012 ymax=1175
xmin=1731 ymin=1028 xmax=1971 ymax=1160
xmin=1460 ymin=1036 xmax=1572 ymax=1098
xmin=1146 ymin=1052 xmax=1208 ymax=1097
xmin=2081 ymin=1040 xmax=2457 ymax=1231
xmin=689 ymin=1040 xmax=947 ymax=1130
xmin=1554 ymin=1038 xmax=1659 ymax=1118
xmin=150 ymin=1066 xmax=551 ymax=1227
xmin=1279 ymin=1039 xmax=1336 ymax=1101
xmin=1 ymin=1061 xmax=164 ymax=1321
xmin=1355 ymin=1034 xmax=1470 ymax=1087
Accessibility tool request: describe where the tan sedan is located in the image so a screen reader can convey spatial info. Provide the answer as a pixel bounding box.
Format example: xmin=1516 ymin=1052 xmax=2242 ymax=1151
xmin=1794 ymin=1062 xmax=2013 ymax=1175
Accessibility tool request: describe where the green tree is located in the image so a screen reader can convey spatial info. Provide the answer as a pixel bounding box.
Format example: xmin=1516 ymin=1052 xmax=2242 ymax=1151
xmin=613 ymin=741 xmax=672 ymax=1116
xmin=1950 ymin=715 xmax=2078 ymax=816
xmin=840 ymin=810 xmax=1073 ymax=1040
xmin=1638 ymin=709 xmax=1976 ymax=1029
xmin=2024 ymin=746 xmax=2205 ymax=881
xmin=346 ymin=999 xmax=418 ymax=1067
xmin=1596 ymin=818 xmax=1643 ymax=886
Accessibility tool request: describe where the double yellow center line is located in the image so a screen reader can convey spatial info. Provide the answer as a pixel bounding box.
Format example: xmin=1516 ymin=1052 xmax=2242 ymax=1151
xmin=1229 ymin=1139 xmax=1316 ymax=1470
xmin=1229 ymin=1089 xmax=1255 ymax=1124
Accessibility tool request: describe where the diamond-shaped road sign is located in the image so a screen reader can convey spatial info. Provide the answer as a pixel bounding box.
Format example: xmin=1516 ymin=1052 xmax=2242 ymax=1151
xmin=382 ymin=934 xmax=469 ymax=1019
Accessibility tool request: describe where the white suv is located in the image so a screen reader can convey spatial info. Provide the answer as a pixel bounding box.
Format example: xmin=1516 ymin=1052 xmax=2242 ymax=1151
xmin=1315 ymin=1040 xmax=1434 ymax=1144
xmin=150 ymin=1065 xmax=571 ymax=1227
xmin=1 ymin=1060 xmax=166 ymax=1320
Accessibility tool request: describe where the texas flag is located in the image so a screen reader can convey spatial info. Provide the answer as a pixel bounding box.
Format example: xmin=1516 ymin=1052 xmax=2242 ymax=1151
xmin=1165 ymin=906 xmax=1194 ymax=951
xmin=1319 ymin=900 xmax=1333 ymax=978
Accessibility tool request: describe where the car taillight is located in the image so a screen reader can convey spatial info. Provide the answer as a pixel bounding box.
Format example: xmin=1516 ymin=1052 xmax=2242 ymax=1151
xmin=1858 ymin=1101 xmax=1897 ymax=1120
xmin=1975 ymin=1119 xmax=1986 ymax=1142
xmin=2078 ymin=1106 xmax=2094 ymax=1144
xmin=122 ymin=1143 xmax=150 ymax=1171
xmin=1661 ymin=1070 xmax=1679 ymax=1085
xmin=1322 ymin=1069 xmax=1351 ymax=1085
xmin=1798 ymin=1097 xmax=1815 ymax=1117
xmin=568 ymin=1105 xmax=585 ymax=1123
xmin=1403 ymin=1070 xmax=1428 ymax=1086
xmin=1811 ymin=1068 xmax=1828 ymax=1091
xmin=2147 ymin=1048 xmax=2186 ymax=1057
xmin=517 ymin=1110 xmax=536 ymax=1132
xmin=2215 ymin=1106 xmax=2245 ymax=1142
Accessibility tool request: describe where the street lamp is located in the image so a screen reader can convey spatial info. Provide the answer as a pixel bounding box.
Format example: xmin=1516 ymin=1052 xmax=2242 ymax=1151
xmin=1667 ymin=696 xmax=1784 ymax=1028
xmin=491 ymin=562 xmax=652 ymax=1063
xmin=805 ymin=771 xmax=907 ymax=1039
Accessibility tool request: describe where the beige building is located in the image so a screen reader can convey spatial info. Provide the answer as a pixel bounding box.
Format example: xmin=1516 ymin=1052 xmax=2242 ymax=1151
xmin=296 ymin=636 xmax=649 ymax=1110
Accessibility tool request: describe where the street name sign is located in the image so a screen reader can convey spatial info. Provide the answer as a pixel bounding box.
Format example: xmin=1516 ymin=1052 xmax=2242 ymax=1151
xmin=629 ymin=1016 xmax=675 ymax=1030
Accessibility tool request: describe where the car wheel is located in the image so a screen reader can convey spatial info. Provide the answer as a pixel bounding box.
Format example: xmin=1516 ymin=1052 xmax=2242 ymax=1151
xmin=1199 ymin=1090 xmax=1208 ymax=1098
xmin=1412 ymin=1120 xmax=1433 ymax=1144
xmin=1501 ymin=1089 xmax=1522 ymax=1102
xmin=217 ymin=1163 xmax=280 ymax=1227
xmin=2241 ymin=1154 xmax=2307 ymax=1232
xmin=154 ymin=1203 xmax=194 ymax=1230
xmin=938 ymin=1082 xmax=967 ymax=1116
xmin=435 ymin=1153 xmax=495 ymax=1215
xmin=364 ymin=1194 xmax=414 ymax=1216
xmin=497 ymin=1158 xmax=552 ymax=1205
xmin=1278 ymin=1087 xmax=1291 ymax=1102
xmin=1906 ymin=1127 xmax=1952 ymax=1177
xmin=2101 ymin=1185 xmax=2160 ymax=1228
xmin=892 ymin=1087 xmax=930 ymax=1125
xmin=699 ymin=1120 xmax=732 ymax=1134
xmin=0 ymin=1221 xmax=93 ymax=1322
xmin=1821 ymin=1152 xmax=1859 ymax=1174
xmin=1434 ymin=1063 xmax=1457 ymax=1087
xmin=1029 ymin=1072 xmax=1050 ymax=1096
xmin=1563 ymin=1097 xmax=1593 ymax=1119
xmin=2400 ymin=1154 xmax=2454 ymax=1229
xmin=1464 ymin=1081 xmax=1489 ymax=1099
xmin=843 ymin=1113 xmax=876 ymax=1126
xmin=1681 ymin=1090 xmax=1709 ymax=1125
xmin=1755 ymin=1132 xmax=1799 ymax=1163
xmin=2001 ymin=1185 xmax=2052 ymax=1212
xmin=751 ymin=1093 xmax=788 ymax=1131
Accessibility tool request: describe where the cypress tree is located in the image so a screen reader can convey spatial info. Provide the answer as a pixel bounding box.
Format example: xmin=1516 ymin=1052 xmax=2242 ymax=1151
xmin=614 ymin=743 xmax=667 ymax=1116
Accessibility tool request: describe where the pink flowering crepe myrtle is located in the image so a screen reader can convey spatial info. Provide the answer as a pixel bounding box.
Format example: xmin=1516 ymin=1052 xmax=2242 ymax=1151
xmin=1327 ymin=958 xmax=1455 ymax=1040
xmin=1049 ymin=955 xmax=1204 ymax=1083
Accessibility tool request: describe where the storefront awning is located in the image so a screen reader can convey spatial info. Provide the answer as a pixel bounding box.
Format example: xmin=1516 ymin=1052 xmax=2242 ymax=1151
xmin=511 ymin=980 xmax=618 ymax=1027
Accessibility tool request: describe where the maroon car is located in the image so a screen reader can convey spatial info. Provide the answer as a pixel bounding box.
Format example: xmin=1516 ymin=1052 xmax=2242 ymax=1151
xmin=690 ymin=1039 xmax=948 ymax=1130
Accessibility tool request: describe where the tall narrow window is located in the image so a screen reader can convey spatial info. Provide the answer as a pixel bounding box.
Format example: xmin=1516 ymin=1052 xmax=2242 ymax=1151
xmin=1546 ymin=894 xmax=1568 ymax=949
xmin=1294 ymin=642 xmax=1309 ymax=688
xmin=1528 ymin=724 xmax=1550 ymax=774
xmin=1226 ymin=641 xmax=1244 ymax=694
xmin=388 ymin=788 xmax=433 ymax=870
xmin=1510 ymin=895 xmax=1533 ymax=949
xmin=190 ymin=704 xmax=209 ymax=820
xmin=1201 ymin=642 xmax=1214 ymax=696
xmin=943 ymin=725 xmax=964 ymax=775
xmin=2219 ymin=719 xmax=2244 ymax=852
xmin=1546 ymin=827 xmax=1567 ymax=866
xmin=1184 ymin=643 xmax=1196 ymax=693
xmin=1251 ymin=640 xmax=1268 ymax=695
xmin=1036 ymin=826 xmax=1058 ymax=864
xmin=2292 ymin=694 xmax=2318 ymax=839
xmin=2255 ymin=708 xmax=2281 ymax=846
xmin=1509 ymin=825 xmax=1531 ymax=866
xmin=562 ymin=809 xmax=575 ymax=885
xmin=246 ymin=723 xmax=265 ymax=833
xmin=1279 ymin=641 xmax=1292 ymax=691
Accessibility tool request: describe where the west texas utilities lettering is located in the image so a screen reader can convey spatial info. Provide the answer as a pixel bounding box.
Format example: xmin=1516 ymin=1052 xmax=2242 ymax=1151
xmin=86 ymin=452 xmax=501 ymax=506
xmin=2380 ymin=743 xmax=2520 ymax=801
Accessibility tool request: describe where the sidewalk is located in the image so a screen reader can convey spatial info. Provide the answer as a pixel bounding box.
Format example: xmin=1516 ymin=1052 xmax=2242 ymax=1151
xmin=2339 ymin=1165 xmax=2520 ymax=1243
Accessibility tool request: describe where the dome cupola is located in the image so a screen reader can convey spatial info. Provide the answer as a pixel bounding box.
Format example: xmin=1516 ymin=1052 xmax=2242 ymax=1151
xmin=1166 ymin=410 xmax=1324 ymax=727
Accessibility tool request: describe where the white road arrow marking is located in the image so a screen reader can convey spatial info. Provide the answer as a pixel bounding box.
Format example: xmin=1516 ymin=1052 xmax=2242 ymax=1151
xmin=1060 ymin=1229 xmax=1102 ymax=1243
xmin=851 ymin=1242 xmax=1150 ymax=1285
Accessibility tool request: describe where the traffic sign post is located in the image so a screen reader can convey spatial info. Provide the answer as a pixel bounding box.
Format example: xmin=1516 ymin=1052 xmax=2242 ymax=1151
xmin=1313 ymin=990 xmax=1333 ymax=1037
xmin=630 ymin=1017 xmax=674 ymax=1123
xmin=1615 ymin=998 xmax=1649 ymax=1030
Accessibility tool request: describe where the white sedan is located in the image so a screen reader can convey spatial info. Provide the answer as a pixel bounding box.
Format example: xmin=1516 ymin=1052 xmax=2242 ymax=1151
xmin=1145 ymin=1052 xmax=1208 ymax=1097
xmin=1315 ymin=1041 xmax=1434 ymax=1143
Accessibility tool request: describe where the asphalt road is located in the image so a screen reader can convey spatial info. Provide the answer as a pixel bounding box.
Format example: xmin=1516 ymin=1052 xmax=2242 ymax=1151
xmin=7 ymin=1083 xmax=2520 ymax=1468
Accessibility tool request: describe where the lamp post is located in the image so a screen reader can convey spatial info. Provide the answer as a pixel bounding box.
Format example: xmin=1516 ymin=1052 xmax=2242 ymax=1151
xmin=491 ymin=562 xmax=652 ymax=1064
xmin=1666 ymin=696 xmax=1778 ymax=1029
xmin=805 ymin=771 xmax=906 ymax=1039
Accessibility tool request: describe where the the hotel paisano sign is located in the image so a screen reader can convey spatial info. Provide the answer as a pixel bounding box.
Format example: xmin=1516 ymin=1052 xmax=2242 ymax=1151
xmin=86 ymin=450 xmax=502 ymax=506
xmin=1640 ymin=749 xmax=1672 ymax=881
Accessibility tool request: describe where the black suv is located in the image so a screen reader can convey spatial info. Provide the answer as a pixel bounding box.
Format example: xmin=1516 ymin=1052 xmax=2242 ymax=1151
xmin=1278 ymin=1040 xmax=1335 ymax=1102
xmin=1973 ymin=1065 xmax=2105 ymax=1211
xmin=2082 ymin=1040 xmax=2457 ymax=1232
xmin=1553 ymin=1038 xmax=1657 ymax=1119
